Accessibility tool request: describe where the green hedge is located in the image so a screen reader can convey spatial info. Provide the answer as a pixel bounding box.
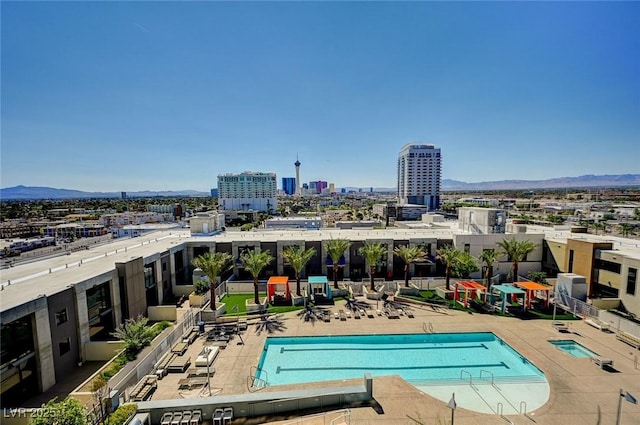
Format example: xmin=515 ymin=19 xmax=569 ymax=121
xmin=105 ymin=403 xmax=138 ymax=425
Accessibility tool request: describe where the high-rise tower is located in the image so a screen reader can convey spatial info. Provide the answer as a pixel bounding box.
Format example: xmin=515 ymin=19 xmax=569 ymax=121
xmin=294 ymin=156 xmax=301 ymax=196
xmin=397 ymin=143 xmax=441 ymax=210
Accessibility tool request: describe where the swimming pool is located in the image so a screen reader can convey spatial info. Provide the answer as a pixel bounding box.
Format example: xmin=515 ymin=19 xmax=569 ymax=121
xmin=256 ymin=332 xmax=549 ymax=414
xmin=549 ymin=340 xmax=599 ymax=358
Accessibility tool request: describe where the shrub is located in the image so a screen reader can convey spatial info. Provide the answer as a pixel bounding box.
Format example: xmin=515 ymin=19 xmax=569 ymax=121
xmin=194 ymin=279 xmax=210 ymax=295
xmin=105 ymin=403 xmax=138 ymax=425
xmin=30 ymin=397 xmax=89 ymax=425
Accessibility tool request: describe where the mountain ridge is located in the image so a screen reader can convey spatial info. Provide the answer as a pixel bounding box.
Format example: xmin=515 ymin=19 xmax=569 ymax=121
xmin=1 ymin=174 xmax=639 ymax=199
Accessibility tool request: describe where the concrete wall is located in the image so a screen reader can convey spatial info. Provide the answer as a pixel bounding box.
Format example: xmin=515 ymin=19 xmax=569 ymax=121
xmin=147 ymin=306 xmax=178 ymax=322
xmin=84 ymin=341 xmax=126 ymax=361
xmin=117 ymin=257 xmax=147 ymax=319
xmin=46 ymin=288 xmax=80 ymax=381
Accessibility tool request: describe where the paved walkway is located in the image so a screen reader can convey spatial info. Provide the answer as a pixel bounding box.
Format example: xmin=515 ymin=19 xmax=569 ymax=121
xmin=149 ymin=300 xmax=640 ymax=424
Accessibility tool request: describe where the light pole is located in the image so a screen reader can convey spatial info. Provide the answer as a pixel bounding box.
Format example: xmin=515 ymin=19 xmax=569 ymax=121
xmin=616 ymin=388 xmax=637 ymax=425
xmin=448 ymin=393 xmax=456 ymax=424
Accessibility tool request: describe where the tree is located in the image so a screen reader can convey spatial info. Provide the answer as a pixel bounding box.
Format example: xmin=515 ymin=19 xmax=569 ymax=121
xmin=358 ymin=241 xmax=387 ymax=290
xmin=528 ymin=271 xmax=548 ymax=284
xmin=30 ymin=397 xmax=89 ymax=425
xmin=437 ymin=245 xmax=462 ymax=291
xmin=479 ymin=249 xmax=500 ymax=290
xmin=192 ymin=252 xmax=233 ymax=311
xmin=593 ymin=222 xmax=606 ymax=235
xmin=393 ymin=245 xmax=427 ymax=287
xmin=110 ymin=315 xmax=154 ymax=360
xmin=283 ymin=245 xmax=317 ymax=296
xmin=451 ymin=252 xmax=479 ymax=278
xmin=241 ymin=250 xmax=274 ymax=304
xmin=618 ymin=222 xmax=635 ymax=238
xmin=497 ymin=238 xmax=537 ymax=283
xmin=326 ymin=239 xmax=352 ymax=289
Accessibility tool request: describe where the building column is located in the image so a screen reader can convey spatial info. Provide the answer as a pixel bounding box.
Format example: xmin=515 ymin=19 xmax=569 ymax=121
xmin=155 ymin=259 xmax=163 ymax=305
xmin=33 ymin=305 xmax=56 ymax=392
xmin=74 ymin=289 xmax=90 ymax=363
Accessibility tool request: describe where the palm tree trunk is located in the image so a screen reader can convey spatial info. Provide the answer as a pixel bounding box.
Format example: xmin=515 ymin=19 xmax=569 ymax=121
xmin=210 ymin=282 xmax=217 ymax=311
xmin=486 ymin=266 xmax=493 ymax=291
xmin=253 ymin=278 xmax=260 ymax=305
xmin=296 ymin=273 xmax=301 ymax=296
xmin=512 ymin=262 xmax=518 ymax=283
xmin=333 ymin=267 xmax=339 ymax=289
xmin=404 ymin=263 xmax=409 ymax=287
xmin=370 ymin=266 xmax=376 ymax=290
xmin=445 ymin=266 xmax=451 ymax=291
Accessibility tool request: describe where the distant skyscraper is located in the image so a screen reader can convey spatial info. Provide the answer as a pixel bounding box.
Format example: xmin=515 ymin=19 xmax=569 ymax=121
xmin=282 ymin=177 xmax=296 ymax=195
xmin=294 ymin=156 xmax=301 ymax=196
xmin=217 ymin=171 xmax=277 ymax=212
xmin=397 ymin=143 xmax=441 ymax=210
xmin=210 ymin=188 xmax=218 ymax=197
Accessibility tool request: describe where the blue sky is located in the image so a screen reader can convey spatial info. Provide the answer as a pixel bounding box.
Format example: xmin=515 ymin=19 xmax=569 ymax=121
xmin=2 ymin=1 xmax=639 ymax=192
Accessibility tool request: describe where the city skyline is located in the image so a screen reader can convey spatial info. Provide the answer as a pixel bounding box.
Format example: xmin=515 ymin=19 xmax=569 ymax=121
xmin=2 ymin=2 xmax=639 ymax=192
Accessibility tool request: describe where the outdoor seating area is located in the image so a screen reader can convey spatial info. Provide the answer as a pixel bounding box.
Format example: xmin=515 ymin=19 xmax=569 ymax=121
xmin=552 ymin=321 xmax=570 ymax=332
xmin=308 ymin=276 xmax=332 ymax=302
xmin=167 ymin=355 xmax=192 ymax=373
xmin=453 ymin=280 xmax=487 ymax=308
xmin=267 ymin=276 xmax=291 ymax=304
xmin=591 ymin=356 xmax=614 ymax=370
xmin=213 ymin=407 xmax=234 ymax=425
xmin=490 ymin=284 xmax=527 ymax=314
xmin=129 ymin=375 xmax=158 ymax=402
xmin=160 ymin=409 xmax=202 ymax=425
xmin=514 ymin=280 xmax=550 ymax=309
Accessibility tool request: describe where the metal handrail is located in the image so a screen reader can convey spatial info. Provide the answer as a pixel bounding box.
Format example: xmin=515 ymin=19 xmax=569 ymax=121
xmin=480 ymin=369 xmax=495 ymax=385
xmin=460 ymin=370 xmax=473 ymax=385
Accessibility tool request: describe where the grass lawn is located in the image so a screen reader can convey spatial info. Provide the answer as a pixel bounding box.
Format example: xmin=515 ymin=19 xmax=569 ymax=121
xmin=220 ymin=293 xmax=304 ymax=316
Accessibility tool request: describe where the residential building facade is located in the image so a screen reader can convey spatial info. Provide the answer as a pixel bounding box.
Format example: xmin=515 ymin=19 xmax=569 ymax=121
xmin=397 ymin=143 xmax=441 ymax=210
xmin=217 ymin=171 xmax=278 ymax=212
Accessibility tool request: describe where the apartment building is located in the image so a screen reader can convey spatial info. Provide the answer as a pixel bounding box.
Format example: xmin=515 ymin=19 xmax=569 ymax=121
xmin=397 ymin=143 xmax=441 ymax=210
xmin=217 ymin=171 xmax=277 ymax=212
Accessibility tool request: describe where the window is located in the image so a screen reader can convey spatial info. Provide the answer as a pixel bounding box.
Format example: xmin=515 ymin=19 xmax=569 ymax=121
xmin=59 ymin=338 xmax=71 ymax=355
xmin=55 ymin=308 xmax=68 ymax=325
xmin=595 ymin=259 xmax=621 ymax=274
xmin=568 ymin=250 xmax=574 ymax=273
xmin=162 ymin=262 xmax=167 ymax=272
xmin=627 ymin=268 xmax=637 ymax=296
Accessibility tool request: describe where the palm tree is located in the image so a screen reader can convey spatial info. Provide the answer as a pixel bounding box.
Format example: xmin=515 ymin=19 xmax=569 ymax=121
xmin=437 ymin=245 xmax=462 ymax=291
xmin=326 ymin=239 xmax=352 ymax=289
xmin=393 ymin=245 xmax=427 ymax=287
xmin=618 ymin=222 xmax=634 ymax=238
xmin=451 ymin=252 xmax=479 ymax=279
xmin=496 ymin=238 xmax=537 ymax=283
xmin=593 ymin=222 xmax=606 ymax=235
xmin=358 ymin=241 xmax=387 ymax=290
xmin=283 ymin=245 xmax=317 ymax=296
xmin=192 ymin=252 xmax=233 ymax=311
xmin=479 ymin=249 xmax=500 ymax=290
xmin=241 ymin=250 xmax=274 ymax=304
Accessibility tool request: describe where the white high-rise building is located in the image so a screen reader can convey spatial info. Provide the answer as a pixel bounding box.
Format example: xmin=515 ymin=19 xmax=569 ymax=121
xmin=397 ymin=143 xmax=441 ymax=210
xmin=218 ymin=171 xmax=278 ymax=212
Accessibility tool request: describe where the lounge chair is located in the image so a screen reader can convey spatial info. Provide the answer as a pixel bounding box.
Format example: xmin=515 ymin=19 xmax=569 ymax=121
xmin=376 ymin=309 xmax=383 ymax=316
xmin=585 ymin=318 xmax=609 ymax=332
xmin=190 ymin=410 xmax=202 ymax=425
xmin=366 ymin=309 xmax=375 ymax=318
xmin=404 ymin=309 xmax=415 ymax=318
xmin=552 ymin=321 xmax=569 ymax=332
xmin=354 ymin=310 xmax=361 ymax=319
xmin=171 ymin=412 xmax=182 ymax=425
xmin=616 ymin=331 xmax=640 ymax=349
xmin=334 ymin=311 xmax=339 ymax=319
xmin=161 ymin=413 xmax=173 ymax=425
xmin=213 ymin=408 xmax=224 ymax=425
xmin=180 ymin=411 xmax=192 ymax=425
xmin=222 ymin=407 xmax=233 ymax=425
xmin=346 ymin=310 xmax=352 ymax=318
xmin=339 ymin=309 xmax=346 ymax=321
xmin=592 ymin=356 xmax=614 ymax=369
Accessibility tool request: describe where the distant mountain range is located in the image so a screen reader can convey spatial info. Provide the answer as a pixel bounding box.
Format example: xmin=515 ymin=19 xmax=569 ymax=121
xmin=441 ymin=174 xmax=640 ymax=191
xmin=1 ymin=174 xmax=639 ymax=199
xmin=0 ymin=186 xmax=210 ymax=200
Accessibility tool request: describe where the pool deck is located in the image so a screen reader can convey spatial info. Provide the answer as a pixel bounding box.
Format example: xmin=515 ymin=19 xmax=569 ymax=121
xmin=149 ymin=300 xmax=640 ymax=424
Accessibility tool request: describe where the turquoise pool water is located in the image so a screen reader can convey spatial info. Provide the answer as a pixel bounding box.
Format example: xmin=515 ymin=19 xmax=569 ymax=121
xmin=256 ymin=333 xmax=546 ymax=387
xmin=549 ymin=340 xmax=599 ymax=358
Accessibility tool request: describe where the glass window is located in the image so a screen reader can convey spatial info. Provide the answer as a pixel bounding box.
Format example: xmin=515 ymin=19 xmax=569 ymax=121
xmin=627 ymin=268 xmax=637 ymax=296
xmin=55 ymin=308 xmax=68 ymax=325
xmin=59 ymin=338 xmax=71 ymax=355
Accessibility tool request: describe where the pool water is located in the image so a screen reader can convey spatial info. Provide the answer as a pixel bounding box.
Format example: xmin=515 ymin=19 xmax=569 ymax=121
xmin=549 ymin=340 xmax=599 ymax=358
xmin=256 ymin=332 xmax=549 ymax=414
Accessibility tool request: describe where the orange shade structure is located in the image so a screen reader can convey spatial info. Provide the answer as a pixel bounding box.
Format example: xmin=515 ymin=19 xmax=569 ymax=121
xmin=454 ymin=280 xmax=487 ymax=308
xmin=514 ymin=281 xmax=550 ymax=309
xmin=267 ymin=276 xmax=290 ymax=303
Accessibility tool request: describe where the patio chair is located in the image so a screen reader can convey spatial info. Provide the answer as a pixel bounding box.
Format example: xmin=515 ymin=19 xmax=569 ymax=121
xmin=592 ymin=356 xmax=614 ymax=369
xmin=552 ymin=321 xmax=569 ymax=332
xmin=213 ymin=408 xmax=224 ymax=425
xmin=180 ymin=411 xmax=192 ymax=425
xmin=404 ymin=309 xmax=415 ymax=318
xmin=161 ymin=413 xmax=173 ymax=425
xmin=170 ymin=412 xmax=182 ymax=425
xmin=222 ymin=407 xmax=234 ymax=425
xmin=190 ymin=410 xmax=202 ymax=425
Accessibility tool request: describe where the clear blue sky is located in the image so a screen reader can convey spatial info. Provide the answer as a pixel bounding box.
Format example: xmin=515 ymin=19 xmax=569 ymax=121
xmin=2 ymin=1 xmax=639 ymax=192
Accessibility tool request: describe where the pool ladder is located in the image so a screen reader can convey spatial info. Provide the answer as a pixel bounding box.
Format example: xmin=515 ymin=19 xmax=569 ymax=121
xmin=248 ymin=366 xmax=268 ymax=392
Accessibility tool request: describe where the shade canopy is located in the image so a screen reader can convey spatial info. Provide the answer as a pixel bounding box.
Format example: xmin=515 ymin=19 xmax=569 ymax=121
xmin=454 ymin=280 xmax=487 ymax=308
xmin=515 ymin=281 xmax=550 ymax=309
xmin=491 ymin=284 xmax=526 ymax=294
xmin=490 ymin=284 xmax=526 ymax=314
xmin=307 ymin=275 xmax=332 ymax=299
xmin=267 ymin=276 xmax=290 ymax=302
